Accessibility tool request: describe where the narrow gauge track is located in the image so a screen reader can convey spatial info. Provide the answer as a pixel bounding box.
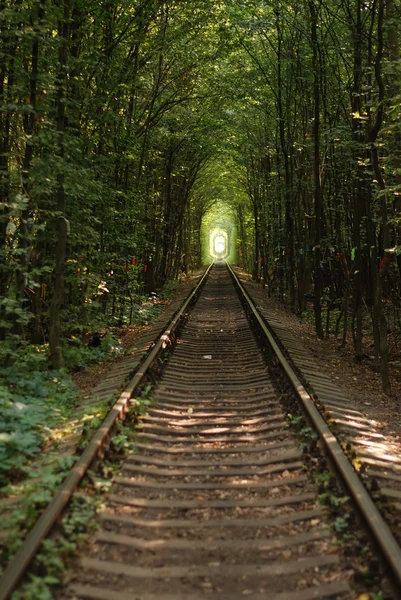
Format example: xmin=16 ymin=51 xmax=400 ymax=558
xmin=65 ymin=263 xmax=353 ymax=600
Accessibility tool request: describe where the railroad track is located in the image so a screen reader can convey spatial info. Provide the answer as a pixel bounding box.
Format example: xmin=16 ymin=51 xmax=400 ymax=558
xmin=2 ymin=262 xmax=401 ymax=599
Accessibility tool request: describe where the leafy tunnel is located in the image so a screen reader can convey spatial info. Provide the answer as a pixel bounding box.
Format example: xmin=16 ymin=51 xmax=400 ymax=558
xmin=1 ymin=0 xmax=401 ymax=392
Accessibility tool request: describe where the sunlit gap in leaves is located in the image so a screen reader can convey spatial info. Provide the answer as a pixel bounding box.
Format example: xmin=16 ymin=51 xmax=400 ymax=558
xmin=201 ymin=201 xmax=237 ymax=264
xmin=210 ymin=229 xmax=228 ymax=260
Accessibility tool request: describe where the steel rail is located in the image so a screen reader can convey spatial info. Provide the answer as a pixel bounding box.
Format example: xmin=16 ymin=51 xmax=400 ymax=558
xmin=227 ymin=262 xmax=401 ymax=591
xmin=0 ymin=263 xmax=213 ymax=600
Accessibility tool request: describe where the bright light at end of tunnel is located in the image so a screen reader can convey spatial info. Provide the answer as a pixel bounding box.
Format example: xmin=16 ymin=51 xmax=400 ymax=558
xmin=210 ymin=229 xmax=228 ymax=259
xmin=215 ymin=236 xmax=226 ymax=254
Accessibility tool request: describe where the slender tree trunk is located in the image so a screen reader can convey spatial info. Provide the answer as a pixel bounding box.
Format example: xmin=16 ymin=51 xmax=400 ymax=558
xmin=386 ymin=0 xmax=401 ymax=288
xmin=16 ymin=1 xmax=45 ymax=309
xmin=356 ymin=0 xmax=391 ymax=392
xmin=368 ymin=0 xmax=391 ymax=392
xmin=159 ymin=148 xmax=173 ymax=284
xmin=309 ymin=0 xmax=324 ymax=338
xmin=252 ymin=197 xmax=260 ymax=282
xmin=49 ymin=0 xmax=70 ymax=368
xmin=351 ymin=0 xmax=365 ymax=362
xmin=276 ymin=10 xmax=295 ymax=310
xmin=0 ymin=1 xmax=19 ymax=338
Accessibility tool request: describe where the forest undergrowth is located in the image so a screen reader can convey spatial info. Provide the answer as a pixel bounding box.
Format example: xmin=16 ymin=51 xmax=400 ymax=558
xmin=0 ymin=281 xmax=175 ymax=495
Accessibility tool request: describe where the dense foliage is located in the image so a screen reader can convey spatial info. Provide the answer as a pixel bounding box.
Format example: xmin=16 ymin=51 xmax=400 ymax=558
xmin=228 ymin=0 xmax=401 ymax=394
xmin=0 ymin=0 xmax=231 ymax=367
xmin=1 ymin=0 xmax=401 ymax=393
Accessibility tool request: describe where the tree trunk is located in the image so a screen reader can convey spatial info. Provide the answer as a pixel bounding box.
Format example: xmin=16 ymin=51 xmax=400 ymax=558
xmin=351 ymin=0 xmax=365 ymax=362
xmin=369 ymin=0 xmax=391 ymax=393
xmin=252 ymin=199 xmax=260 ymax=282
xmin=309 ymin=0 xmax=324 ymax=338
xmin=159 ymin=148 xmax=174 ymax=284
xmin=0 ymin=1 xmax=19 ymax=338
xmin=276 ymin=9 xmax=295 ymax=310
xmin=49 ymin=0 xmax=70 ymax=368
xmin=16 ymin=1 xmax=44 ymax=308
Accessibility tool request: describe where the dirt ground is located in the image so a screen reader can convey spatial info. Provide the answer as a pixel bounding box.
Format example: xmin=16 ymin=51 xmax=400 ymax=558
xmin=72 ymin=324 xmax=152 ymax=397
xmin=242 ymin=274 xmax=401 ymax=442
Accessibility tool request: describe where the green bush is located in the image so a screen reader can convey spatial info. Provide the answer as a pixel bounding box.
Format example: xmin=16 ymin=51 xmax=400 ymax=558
xmin=62 ymin=333 xmax=124 ymax=371
xmin=0 ymin=353 xmax=77 ymax=487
